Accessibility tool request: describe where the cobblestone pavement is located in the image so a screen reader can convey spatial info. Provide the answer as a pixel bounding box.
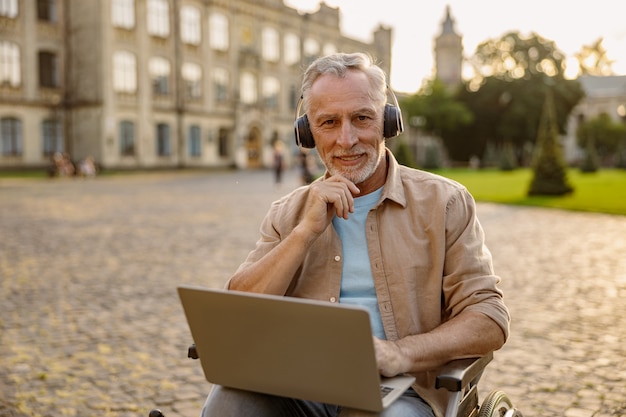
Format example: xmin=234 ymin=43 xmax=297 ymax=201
xmin=1 ymin=169 xmax=625 ymax=417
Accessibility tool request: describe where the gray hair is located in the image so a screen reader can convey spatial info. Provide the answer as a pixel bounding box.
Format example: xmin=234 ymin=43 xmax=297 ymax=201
xmin=300 ymin=52 xmax=388 ymax=113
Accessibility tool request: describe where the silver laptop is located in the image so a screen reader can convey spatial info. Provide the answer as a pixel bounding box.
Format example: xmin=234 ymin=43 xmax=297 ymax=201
xmin=177 ymin=285 xmax=415 ymax=412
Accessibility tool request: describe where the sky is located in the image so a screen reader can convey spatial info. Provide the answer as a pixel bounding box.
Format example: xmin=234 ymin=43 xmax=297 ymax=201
xmin=285 ymin=0 xmax=626 ymax=93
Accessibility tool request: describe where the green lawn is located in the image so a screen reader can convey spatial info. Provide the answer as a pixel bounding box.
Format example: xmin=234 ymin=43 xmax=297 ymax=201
xmin=434 ymin=168 xmax=626 ymax=216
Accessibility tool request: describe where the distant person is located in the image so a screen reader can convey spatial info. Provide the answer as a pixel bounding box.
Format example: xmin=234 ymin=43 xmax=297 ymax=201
xmin=298 ymin=148 xmax=315 ymax=185
xmin=199 ymin=52 xmax=510 ymax=417
xmin=50 ymin=152 xmax=75 ymax=177
xmin=273 ymin=140 xmax=285 ymax=186
xmin=78 ymin=156 xmax=97 ymax=178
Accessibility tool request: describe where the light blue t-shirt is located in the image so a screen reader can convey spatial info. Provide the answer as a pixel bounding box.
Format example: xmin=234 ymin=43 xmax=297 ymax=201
xmin=332 ymin=187 xmax=386 ymax=339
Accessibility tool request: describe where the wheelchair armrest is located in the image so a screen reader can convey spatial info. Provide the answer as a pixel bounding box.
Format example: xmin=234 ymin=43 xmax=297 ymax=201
xmin=435 ymin=352 xmax=493 ymax=392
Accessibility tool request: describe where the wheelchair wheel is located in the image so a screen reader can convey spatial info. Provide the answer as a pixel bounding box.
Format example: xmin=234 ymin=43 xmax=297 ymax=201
xmin=478 ymin=390 xmax=523 ymax=417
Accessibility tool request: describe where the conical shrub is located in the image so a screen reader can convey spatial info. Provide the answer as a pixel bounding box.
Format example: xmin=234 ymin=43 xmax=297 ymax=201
xmin=528 ymin=89 xmax=574 ymax=196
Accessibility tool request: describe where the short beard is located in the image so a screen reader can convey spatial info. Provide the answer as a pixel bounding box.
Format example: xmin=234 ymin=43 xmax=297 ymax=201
xmin=325 ymin=144 xmax=384 ymax=185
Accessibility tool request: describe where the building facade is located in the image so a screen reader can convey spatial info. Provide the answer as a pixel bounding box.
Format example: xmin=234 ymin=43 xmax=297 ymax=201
xmin=0 ymin=0 xmax=393 ymax=170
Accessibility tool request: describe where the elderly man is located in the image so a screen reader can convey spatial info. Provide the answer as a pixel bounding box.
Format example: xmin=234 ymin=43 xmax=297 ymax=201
xmin=200 ymin=52 xmax=510 ymax=417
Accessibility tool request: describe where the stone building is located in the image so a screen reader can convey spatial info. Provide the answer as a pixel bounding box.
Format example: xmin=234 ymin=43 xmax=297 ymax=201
xmin=0 ymin=0 xmax=393 ymax=170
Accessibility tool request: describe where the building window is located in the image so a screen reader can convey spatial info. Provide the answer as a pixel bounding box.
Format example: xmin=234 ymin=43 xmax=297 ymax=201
xmin=147 ymin=0 xmax=169 ymax=38
xmin=0 ymin=117 xmax=22 ymax=156
xmin=112 ymin=0 xmax=135 ymax=29
xmin=42 ymin=119 xmax=63 ymax=156
xmin=263 ymin=76 xmax=279 ymax=109
xmin=156 ymin=123 xmax=170 ymax=156
xmin=37 ymin=0 xmax=56 ymax=22
xmin=113 ymin=51 xmax=137 ymax=93
xmin=0 ymin=42 xmax=21 ymax=87
xmin=0 ymin=0 xmax=18 ymax=18
xmin=38 ymin=51 xmax=59 ymax=88
xmin=240 ymin=71 xmax=257 ymax=105
xmin=262 ymin=27 xmax=279 ymax=62
xmin=304 ymin=38 xmax=319 ymax=62
xmin=284 ymin=33 xmax=300 ymax=66
xmin=120 ymin=120 xmax=135 ymax=155
xmin=149 ymin=57 xmax=170 ymax=95
xmin=213 ymin=67 xmax=229 ymax=103
xmin=218 ymin=127 xmax=229 ymax=157
xmin=189 ymin=125 xmax=201 ymax=156
xmin=182 ymin=62 xmax=202 ymax=99
xmin=180 ymin=5 xmax=200 ymax=45
xmin=209 ymin=13 xmax=228 ymax=51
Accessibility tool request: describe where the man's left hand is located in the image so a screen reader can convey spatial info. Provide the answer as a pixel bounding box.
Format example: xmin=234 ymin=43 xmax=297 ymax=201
xmin=372 ymin=337 xmax=411 ymax=377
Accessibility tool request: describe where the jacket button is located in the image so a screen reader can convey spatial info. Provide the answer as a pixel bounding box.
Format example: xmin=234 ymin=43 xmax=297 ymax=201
xmin=334 ymin=255 xmax=341 ymax=261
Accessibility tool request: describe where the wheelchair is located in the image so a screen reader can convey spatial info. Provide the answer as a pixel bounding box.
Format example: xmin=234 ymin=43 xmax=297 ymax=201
xmin=434 ymin=352 xmax=522 ymax=417
xmin=150 ymin=345 xmax=522 ymax=417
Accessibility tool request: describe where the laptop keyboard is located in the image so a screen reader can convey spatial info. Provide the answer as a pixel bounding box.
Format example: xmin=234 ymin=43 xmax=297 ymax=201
xmin=380 ymin=385 xmax=393 ymax=398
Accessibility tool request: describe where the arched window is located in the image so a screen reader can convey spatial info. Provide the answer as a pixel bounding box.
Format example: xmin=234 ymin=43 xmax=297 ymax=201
xmin=180 ymin=5 xmax=201 ymax=45
xmin=213 ymin=67 xmax=229 ymax=103
xmin=113 ymin=51 xmax=137 ymax=92
xmin=304 ymin=38 xmax=319 ymax=60
xmin=262 ymin=27 xmax=279 ymax=62
xmin=37 ymin=0 xmax=56 ymax=22
xmin=112 ymin=0 xmax=135 ymax=29
xmin=147 ymin=0 xmax=169 ymax=37
xmin=0 ymin=0 xmax=18 ymax=18
xmin=38 ymin=50 xmax=59 ymax=88
xmin=182 ymin=62 xmax=202 ymax=98
xmin=0 ymin=42 xmax=21 ymax=86
xmin=284 ymin=33 xmax=300 ymax=66
xmin=156 ymin=123 xmax=170 ymax=156
xmin=0 ymin=117 xmax=22 ymax=156
xmin=188 ymin=125 xmax=201 ymax=156
xmin=240 ymin=72 xmax=257 ymax=104
xmin=149 ymin=56 xmax=170 ymax=95
xmin=263 ymin=76 xmax=279 ymax=109
xmin=120 ymin=120 xmax=135 ymax=155
xmin=209 ymin=13 xmax=228 ymax=51
xmin=42 ymin=119 xmax=63 ymax=156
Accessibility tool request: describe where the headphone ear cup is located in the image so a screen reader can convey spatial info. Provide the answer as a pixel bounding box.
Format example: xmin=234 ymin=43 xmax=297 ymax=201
xmin=383 ymin=103 xmax=404 ymax=138
xmin=294 ymin=114 xmax=315 ymax=148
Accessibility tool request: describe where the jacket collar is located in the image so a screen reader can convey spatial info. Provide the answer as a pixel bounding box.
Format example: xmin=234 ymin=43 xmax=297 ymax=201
xmin=379 ymin=148 xmax=408 ymax=208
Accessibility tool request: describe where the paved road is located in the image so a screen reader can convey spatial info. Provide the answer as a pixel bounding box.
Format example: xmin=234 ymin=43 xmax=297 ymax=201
xmin=1 ymin=169 xmax=625 ymax=417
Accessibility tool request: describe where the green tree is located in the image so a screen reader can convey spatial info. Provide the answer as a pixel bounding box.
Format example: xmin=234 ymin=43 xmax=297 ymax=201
xmin=457 ymin=31 xmax=584 ymax=165
xmin=401 ymin=78 xmax=473 ymax=161
xmin=499 ymin=141 xmax=518 ymax=171
xmin=469 ymin=31 xmax=565 ymax=85
xmin=579 ymin=136 xmax=600 ymax=173
xmin=393 ymin=139 xmax=417 ymax=168
xmin=576 ymin=112 xmax=626 ymax=166
xmin=422 ymin=143 xmax=443 ymax=170
xmin=528 ymin=89 xmax=573 ymax=196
